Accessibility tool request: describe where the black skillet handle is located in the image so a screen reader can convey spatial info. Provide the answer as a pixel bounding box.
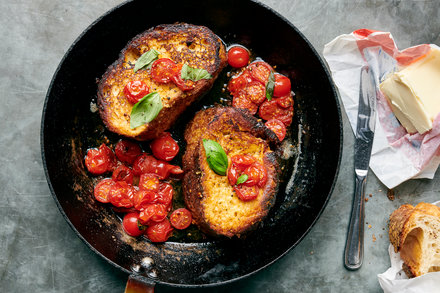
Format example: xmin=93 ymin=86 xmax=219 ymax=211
xmin=125 ymin=275 xmax=155 ymax=293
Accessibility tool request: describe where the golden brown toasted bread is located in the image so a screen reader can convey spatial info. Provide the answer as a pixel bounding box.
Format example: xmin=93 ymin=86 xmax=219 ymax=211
xmin=98 ymin=23 xmax=227 ymax=141
xmin=182 ymin=107 xmax=280 ymax=237
xmin=389 ymin=202 xmax=440 ymax=277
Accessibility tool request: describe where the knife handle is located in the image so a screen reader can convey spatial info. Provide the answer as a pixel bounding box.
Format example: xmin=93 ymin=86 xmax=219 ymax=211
xmin=344 ymin=174 xmax=366 ymax=270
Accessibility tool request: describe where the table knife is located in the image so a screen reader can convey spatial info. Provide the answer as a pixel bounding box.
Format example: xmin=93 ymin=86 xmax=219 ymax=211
xmin=344 ymin=66 xmax=377 ymax=270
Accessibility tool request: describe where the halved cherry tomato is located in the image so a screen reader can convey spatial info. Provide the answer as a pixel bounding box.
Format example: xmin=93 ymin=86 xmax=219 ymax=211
xmin=85 ymin=144 xmax=115 ymax=175
xmin=170 ymin=208 xmax=192 ymax=230
xmin=227 ymin=46 xmax=250 ymax=68
xmin=122 ymin=212 xmax=146 ymax=237
xmin=134 ymin=189 xmax=158 ymax=211
xmin=227 ymin=163 xmax=240 ymax=186
xmin=124 ymin=80 xmax=150 ymax=104
xmin=132 ymin=154 xmax=183 ymax=179
xmin=150 ymin=58 xmax=176 ymax=84
xmin=146 ymin=219 xmax=174 ymax=243
xmin=234 ymin=184 xmax=258 ymax=201
xmin=231 ymin=154 xmax=256 ymax=168
xmin=139 ymin=173 xmax=160 ymax=192
xmin=112 ymin=165 xmax=134 ymax=184
xmin=265 ymin=118 xmax=287 ymax=141
xmin=114 ymin=140 xmax=142 ymax=165
xmin=241 ymin=81 xmax=266 ymax=105
xmin=150 ymin=132 xmax=179 ymax=161
xmin=275 ymin=94 xmax=294 ymax=109
xmin=139 ymin=204 xmax=168 ymax=224
xmin=273 ymin=74 xmax=291 ymax=98
xmin=244 ymin=162 xmax=267 ymax=187
xmin=94 ymin=178 xmax=115 ymax=203
xmin=109 ymin=181 xmax=134 ymax=208
xmin=259 ymin=99 xmax=293 ymax=126
xmin=172 ymin=64 xmax=195 ymax=91
xmin=156 ymin=182 xmax=174 ymax=208
xmin=227 ymin=72 xmax=253 ymax=96
xmin=232 ymin=94 xmax=258 ymax=115
xmin=247 ymin=61 xmax=273 ymax=85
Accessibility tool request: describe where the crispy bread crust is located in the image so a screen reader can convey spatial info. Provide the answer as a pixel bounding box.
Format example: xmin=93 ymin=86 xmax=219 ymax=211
xmin=98 ymin=23 xmax=227 ymax=140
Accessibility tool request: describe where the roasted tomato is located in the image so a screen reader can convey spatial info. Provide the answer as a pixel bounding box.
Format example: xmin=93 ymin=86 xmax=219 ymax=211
xmin=124 ymin=80 xmax=149 ymax=104
xmin=114 ymin=140 xmax=142 ymax=165
xmin=138 ymin=173 xmax=160 ymax=192
xmin=247 ymin=61 xmax=273 ymax=85
xmin=227 ymin=46 xmax=250 ymax=68
xmin=243 ymin=162 xmax=267 ymax=187
xmin=122 ymin=212 xmax=145 ymax=237
xmin=85 ymin=144 xmax=116 ymax=175
xmin=273 ymin=74 xmax=291 ymax=98
xmin=265 ymin=118 xmax=287 ymax=141
xmin=112 ymin=165 xmax=134 ymax=185
xmin=241 ymin=81 xmax=266 ymax=105
xmin=275 ymin=94 xmax=294 ymax=109
xmin=150 ymin=58 xmax=177 ymax=83
xmin=259 ymin=99 xmax=293 ymax=126
xmin=227 ymin=72 xmax=253 ymax=96
xmin=156 ymin=182 xmax=174 ymax=208
xmin=109 ymin=181 xmax=134 ymax=208
xmin=232 ymin=94 xmax=258 ymax=115
xmin=150 ymin=132 xmax=179 ymax=161
xmin=146 ymin=219 xmax=174 ymax=243
xmin=170 ymin=208 xmax=192 ymax=230
xmin=132 ymin=153 xmax=183 ymax=179
xmin=234 ymin=184 xmax=258 ymax=201
xmin=172 ymin=63 xmax=195 ymax=91
xmin=139 ymin=204 xmax=168 ymax=224
xmin=134 ymin=189 xmax=158 ymax=211
xmin=231 ymin=154 xmax=256 ymax=168
xmin=93 ymin=178 xmax=115 ymax=203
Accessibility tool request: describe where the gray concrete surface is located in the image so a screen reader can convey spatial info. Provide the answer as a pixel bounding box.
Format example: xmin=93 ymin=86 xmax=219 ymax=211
xmin=1 ymin=0 xmax=439 ymax=292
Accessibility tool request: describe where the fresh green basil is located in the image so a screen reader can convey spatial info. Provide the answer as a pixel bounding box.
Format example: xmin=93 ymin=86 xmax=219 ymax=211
xmin=236 ymin=174 xmax=248 ymax=185
xmin=265 ymin=70 xmax=275 ymax=101
xmin=130 ymin=92 xmax=163 ymax=129
xmin=133 ymin=49 xmax=160 ymax=72
xmin=181 ymin=64 xmax=212 ymax=81
xmin=202 ymin=139 xmax=228 ymax=175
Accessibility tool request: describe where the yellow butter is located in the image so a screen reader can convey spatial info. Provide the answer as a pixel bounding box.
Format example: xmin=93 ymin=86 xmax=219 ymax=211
xmin=380 ymin=47 xmax=440 ymax=134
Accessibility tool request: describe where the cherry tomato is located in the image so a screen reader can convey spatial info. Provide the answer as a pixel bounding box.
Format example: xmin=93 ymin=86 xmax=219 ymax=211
xmin=94 ymin=178 xmax=115 ymax=203
xmin=259 ymin=99 xmax=293 ymax=126
xmin=132 ymin=153 xmax=183 ymax=179
xmin=138 ymin=173 xmax=160 ymax=192
xmin=122 ymin=212 xmax=146 ymax=237
xmin=172 ymin=63 xmax=195 ymax=91
xmin=124 ymin=80 xmax=150 ymax=104
xmin=227 ymin=163 xmax=240 ymax=186
xmin=139 ymin=204 xmax=168 ymax=224
xmin=150 ymin=132 xmax=179 ymax=161
xmin=85 ymin=144 xmax=115 ymax=175
xmin=234 ymin=184 xmax=258 ymax=201
xmin=156 ymin=182 xmax=174 ymax=208
xmin=241 ymin=81 xmax=266 ymax=105
xmin=232 ymin=94 xmax=258 ymax=115
xmin=227 ymin=46 xmax=250 ymax=68
xmin=146 ymin=219 xmax=174 ymax=243
xmin=109 ymin=181 xmax=134 ymax=208
xmin=275 ymin=94 xmax=294 ymax=109
xmin=228 ymin=72 xmax=253 ymax=96
xmin=134 ymin=189 xmax=158 ymax=211
xmin=265 ymin=118 xmax=287 ymax=141
xmin=273 ymin=74 xmax=291 ymax=98
xmin=244 ymin=162 xmax=267 ymax=187
xmin=112 ymin=165 xmax=134 ymax=184
xmin=114 ymin=140 xmax=142 ymax=165
xmin=248 ymin=61 xmax=273 ymax=85
xmin=231 ymin=154 xmax=256 ymax=168
xmin=150 ymin=58 xmax=177 ymax=84
xmin=170 ymin=208 xmax=192 ymax=230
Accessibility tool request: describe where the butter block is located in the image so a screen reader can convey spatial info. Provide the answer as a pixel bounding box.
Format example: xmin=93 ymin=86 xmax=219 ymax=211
xmin=380 ymin=47 xmax=440 ymax=134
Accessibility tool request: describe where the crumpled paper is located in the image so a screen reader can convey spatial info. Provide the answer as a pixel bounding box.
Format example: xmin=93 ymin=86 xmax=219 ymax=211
xmin=323 ymin=29 xmax=440 ymax=189
xmin=377 ymin=201 xmax=440 ymax=293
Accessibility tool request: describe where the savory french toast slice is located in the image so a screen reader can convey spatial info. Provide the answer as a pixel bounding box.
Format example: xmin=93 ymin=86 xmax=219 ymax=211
xmin=182 ymin=107 xmax=280 ymax=237
xmin=98 ymin=23 xmax=227 ymax=141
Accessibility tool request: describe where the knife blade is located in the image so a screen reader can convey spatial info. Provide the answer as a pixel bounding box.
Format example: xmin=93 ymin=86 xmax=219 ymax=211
xmin=344 ymin=65 xmax=377 ymax=270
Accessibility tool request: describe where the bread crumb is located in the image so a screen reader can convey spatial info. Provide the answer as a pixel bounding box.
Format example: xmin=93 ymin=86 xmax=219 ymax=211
xmin=387 ymin=189 xmax=395 ymax=201
xmin=368 ymin=224 xmax=372 ymax=229
xmin=365 ymin=197 xmax=369 ymax=202
xmin=372 ymin=234 xmax=377 ymax=242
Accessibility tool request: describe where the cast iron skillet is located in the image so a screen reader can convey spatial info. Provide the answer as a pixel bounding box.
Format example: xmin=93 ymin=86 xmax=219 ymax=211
xmin=41 ymin=0 xmax=342 ymax=290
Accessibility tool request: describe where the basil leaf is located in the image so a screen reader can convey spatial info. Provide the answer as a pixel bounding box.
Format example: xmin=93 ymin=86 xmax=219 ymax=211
xmin=181 ymin=64 xmax=212 ymax=81
xmin=202 ymin=139 xmax=228 ymax=175
xmin=130 ymin=92 xmax=163 ymax=129
xmin=266 ymin=70 xmax=275 ymax=101
xmin=133 ymin=49 xmax=159 ymax=72
xmin=236 ymin=174 xmax=248 ymax=185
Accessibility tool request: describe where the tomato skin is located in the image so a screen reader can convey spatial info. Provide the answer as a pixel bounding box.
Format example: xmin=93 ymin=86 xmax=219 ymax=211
xmin=231 ymin=154 xmax=256 ymax=168
xmin=247 ymin=61 xmax=273 ymax=85
xmin=172 ymin=64 xmax=195 ymax=91
xmin=244 ymin=162 xmax=267 ymax=187
xmin=139 ymin=204 xmax=168 ymax=225
xmin=114 ymin=140 xmax=142 ymax=165
xmin=85 ymin=144 xmax=115 ymax=175
xmin=122 ymin=212 xmax=145 ymax=237
xmin=109 ymin=181 xmax=134 ymax=208
xmin=94 ymin=178 xmax=115 ymax=203
xmin=112 ymin=165 xmax=134 ymax=185
xmin=232 ymin=94 xmax=258 ymax=115
xmin=227 ymin=164 xmax=240 ymax=186
xmin=150 ymin=132 xmax=179 ymax=161
xmin=228 ymin=72 xmax=253 ymax=96
xmin=150 ymin=58 xmax=176 ymax=84
xmin=124 ymin=80 xmax=150 ymax=104
xmin=146 ymin=219 xmax=174 ymax=243
xmin=134 ymin=189 xmax=158 ymax=211
xmin=265 ymin=118 xmax=287 ymax=141
xmin=228 ymin=46 xmax=250 ymax=68
xmin=259 ymin=99 xmax=293 ymax=126
xmin=234 ymin=185 xmax=258 ymax=201
xmin=132 ymin=154 xmax=183 ymax=179
xmin=156 ymin=182 xmax=174 ymax=208
xmin=273 ymin=74 xmax=291 ymax=98
xmin=275 ymin=95 xmax=294 ymax=109
xmin=138 ymin=173 xmax=160 ymax=192
xmin=170 ymin=208 xmax=192 ymax=230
